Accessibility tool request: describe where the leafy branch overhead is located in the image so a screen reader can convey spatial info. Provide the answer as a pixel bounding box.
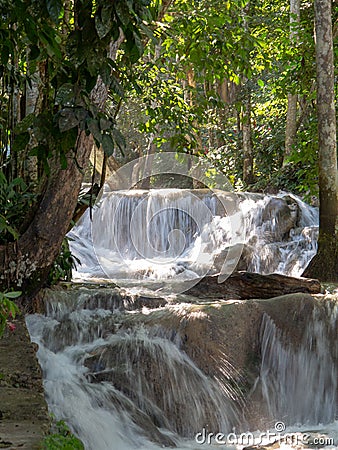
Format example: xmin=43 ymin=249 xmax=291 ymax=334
xmin=0 ymin=0 xmax=159 ymax=173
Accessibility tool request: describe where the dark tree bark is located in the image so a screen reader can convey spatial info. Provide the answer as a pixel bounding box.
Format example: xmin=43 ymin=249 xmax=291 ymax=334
xmin=303 ymin=0 xmax=338 ymax=281
xmin=241 ymin=2 xmax=254 ymax=186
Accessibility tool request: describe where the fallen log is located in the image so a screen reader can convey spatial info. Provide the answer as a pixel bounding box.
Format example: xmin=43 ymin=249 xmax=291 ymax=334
xmin=185 ymin=271 xmax=321 ymax=299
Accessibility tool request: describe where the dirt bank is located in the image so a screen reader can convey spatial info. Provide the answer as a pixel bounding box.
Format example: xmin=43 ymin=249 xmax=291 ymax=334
xmin=0 ymin=316 xmax=50 ymax=449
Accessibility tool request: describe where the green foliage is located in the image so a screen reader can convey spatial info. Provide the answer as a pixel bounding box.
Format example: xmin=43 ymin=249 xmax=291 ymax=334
xmin=48 ymin=238 xmax=80 ymax=285
xmin=40 ymin=420 xmax=84 ymax=450
xmin=0 ymin=291 xmax=20 ymax=337
xmin=0 ymin=172 xmax=36 ymax=244
xmin=0 ymin=0 xmax=156 ymax=179
xmin=118 ymin=0 xmax=333 ymax=200
xmin=134 ymin=62 xmax=199 ymax=152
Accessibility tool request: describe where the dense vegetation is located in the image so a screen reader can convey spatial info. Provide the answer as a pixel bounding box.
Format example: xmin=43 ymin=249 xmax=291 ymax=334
xmin=0 ymin=0 xmax=337 ymax=295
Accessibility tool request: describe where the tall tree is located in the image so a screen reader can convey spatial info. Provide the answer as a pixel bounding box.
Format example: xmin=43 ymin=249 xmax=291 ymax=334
xmin=0 ymin=0 xmax=163 ymax=295
xmin=304 ymin=0 xmax=338 ymax=280
xmin=284 ymin=0 xmax=300 ymax=163
xmin=242 ymin=87 xmax=254 ymax=184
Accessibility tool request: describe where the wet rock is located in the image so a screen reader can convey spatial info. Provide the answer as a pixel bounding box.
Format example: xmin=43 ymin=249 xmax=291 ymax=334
xmin=212 ymin=243 xmax=250 ymax=273
xmin=27 ymin=282 xmax=337 ymax=444
xmin=261 ymin=196 xmax=299 ymax=241
xmin=83 ymin=325 xmax=239 ymax=437
xmin=36 ymin=286 xmax=167 ymax=317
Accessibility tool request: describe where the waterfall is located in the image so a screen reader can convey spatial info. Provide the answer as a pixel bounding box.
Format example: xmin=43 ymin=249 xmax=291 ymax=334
xmin=26 ymin=188 xmax=337 ymax=450
xmin=26 ymin=288 xmax=337 ymax=450
xmin=68 ymin=188 xmax=318 ymax=284
xmin=258 ymin=300 xmax=337 ymax=426
xmin=26 ymin=289 xmax=243 ymax=450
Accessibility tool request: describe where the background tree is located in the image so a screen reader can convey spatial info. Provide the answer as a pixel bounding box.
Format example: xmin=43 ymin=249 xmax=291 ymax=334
xmin=303 ymin=0 xmax=338 ymax=281
xmin=284 ymin=0 xmax=300 ymax=162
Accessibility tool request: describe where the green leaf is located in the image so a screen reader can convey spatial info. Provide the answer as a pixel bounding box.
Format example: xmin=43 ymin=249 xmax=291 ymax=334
xmin=86 ymin=50 xmax=102 ymax=77
xmin=58 ymin=109 xmax=79 ymax=132
xmin=87 ymin=118 xmax=102 ymax=143
xmin=110 ymin=77 xmax=124 ymax=97
xmin=12 ymin=133 xmax=30 ymax=153
xmin=4 ymin=291 xmax=21 ymax=299
xmin=60 ymin=151 xmax=68 ymax=169
xmin=29 ymin=45 xmax=40 ymax=60
xmin=9 ymin=178 xmax=27 ymax=189
xmin=99 ymin=117 xmax=112 ymax=131
xmin=46 ymin=0 xmax=63 ymax=22
xmin=257 ymin=79 xmax=265 ymax=87
xmin=0 ymin=217 xmax=19 ymax=240
xmin=66 ymin=31 xmax=86 ymax=67
xmin=74 ymin=108 xmax=88 ymax=130
xmin=115 ymin=2 xmax=130 ymax=27
xmin=39 ymin=27 xmax=62 ymax=59
xmin=95 ymin=5 xmax=113 ymax=39
xmin=55 ymin=84 xmax=75 ymax=106
xmin=14 ymin=114 xmax=35 ymax=134
xmin=112 ymin=128 xmax=126 ymax=153
xmin=60 ymin=128 xmax=78 ymax=151
xmin=99 ymin=62 xmax=111 ymax=86
xmin=124 ymin=31 xmax=141 ymax=63
xmin=133 ymin=31 xmax=143 ymax=55
xmin=139 ymin=23 xmax=156 ymax=43
xmin=24 ymin=17 xmax=38 ymax=45
xmin=102 ymin=134 xmax=114 ymax=156
xmin=1 ymin=45 xmax=9 ymax=65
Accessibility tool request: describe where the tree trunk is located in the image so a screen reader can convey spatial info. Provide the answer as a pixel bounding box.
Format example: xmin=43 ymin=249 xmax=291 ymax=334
xmin=24 ymin=61 xmax=39 ymax=184
xmin=0 ymin=132 xmax=93 ymax=297
xmin=185 ymin=272 xmax=321 ymax=300
xmin=303 ymin=0 xmax=338 ymax=281
xmin=139 ymin=134 xmax=156 ymax=189
xmin=0 ymin=2 xmax=175 ymax=300
xmin=242 ymin=90 xmax=254 ymax=185
xmin=284 ymin=93 xmax=298 ymax=160
xmin=284 ymin=0 xmax=300 ymax=163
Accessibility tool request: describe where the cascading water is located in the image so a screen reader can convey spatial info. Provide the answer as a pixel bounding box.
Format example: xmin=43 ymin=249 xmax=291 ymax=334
xmin=26 ymin=289 xmax=243 ymax=450
xmin=26 ymin=187 xmax=337 ymax=450
xmin=68 ymin=188 xmax=319 ymax=284
xmin=258 ymin=305 xmax=337 ymax=426
xmin=26 ymin=288 xmax=338 ymax=449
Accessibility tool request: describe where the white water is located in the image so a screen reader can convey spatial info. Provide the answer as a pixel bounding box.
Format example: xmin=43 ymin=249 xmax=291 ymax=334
xmin=68 ymin=188 xmax=319 ymax=286
xmin=258 ymin=305 xmax=338 ymax=425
